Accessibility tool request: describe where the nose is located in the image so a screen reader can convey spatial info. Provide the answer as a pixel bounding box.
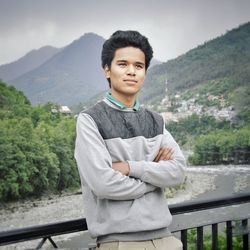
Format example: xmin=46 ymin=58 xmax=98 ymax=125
xmin=127 ymin=64 xmax=136 ymax=75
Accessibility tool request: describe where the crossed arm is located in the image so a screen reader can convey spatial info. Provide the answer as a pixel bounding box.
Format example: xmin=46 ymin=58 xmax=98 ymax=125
xmin=112 ymin=147 xmax=174 ymax=176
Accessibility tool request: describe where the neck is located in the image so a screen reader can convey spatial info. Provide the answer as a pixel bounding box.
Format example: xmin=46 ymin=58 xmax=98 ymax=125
xmin=111 ymin=91 xmax=136 ymax=108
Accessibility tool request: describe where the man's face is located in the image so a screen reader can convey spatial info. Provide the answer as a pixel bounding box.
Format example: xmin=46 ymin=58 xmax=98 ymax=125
xmin=104 ymin=46 xmax=146 ymax=98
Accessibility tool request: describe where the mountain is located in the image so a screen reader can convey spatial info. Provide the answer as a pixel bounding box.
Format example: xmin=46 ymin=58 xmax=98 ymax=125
xmin=10 ymin=33 xmax=107 ymax=106
xmin=149 ymin=58 xmax=162 ymax=68
xmin=0 ymin=46 xmax=60 ymax=82
xmin=139 ymin=22 xmax=250 ymax=112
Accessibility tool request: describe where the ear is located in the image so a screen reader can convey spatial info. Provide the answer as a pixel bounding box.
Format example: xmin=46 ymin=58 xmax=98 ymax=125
xmin=104 ymin=65 xmax=110 ymax=79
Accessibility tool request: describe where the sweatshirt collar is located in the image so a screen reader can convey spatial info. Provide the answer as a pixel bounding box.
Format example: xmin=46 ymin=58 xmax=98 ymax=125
xmin=105 ymin=92 xmax=140 ymax=111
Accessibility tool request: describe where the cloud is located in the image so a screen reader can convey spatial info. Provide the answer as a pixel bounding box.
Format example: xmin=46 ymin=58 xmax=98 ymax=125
xmin=0 ymin=0 xmax=250 ymax=65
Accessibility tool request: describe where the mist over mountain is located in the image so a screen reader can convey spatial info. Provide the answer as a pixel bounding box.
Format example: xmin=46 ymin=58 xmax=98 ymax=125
xmin=0 ymin=46 xmax=60 ymax=82
xmin=10 ymin=33 xmax=107 ymax=106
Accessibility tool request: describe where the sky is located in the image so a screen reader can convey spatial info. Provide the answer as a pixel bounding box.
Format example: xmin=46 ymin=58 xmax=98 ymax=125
xmin=0 ymin=0 xmax=250 ymax=65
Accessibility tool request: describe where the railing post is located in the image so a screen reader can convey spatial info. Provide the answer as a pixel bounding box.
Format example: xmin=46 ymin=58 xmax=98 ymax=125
xmin=181 ymin=229 xmax=187 ymax=250
xmin=212 ymin=223 xmax=218 ymax=250
xmin=48 ymin=237 xmax=58 ymax=248
xmin=242 ymin=219 xmax=249 ymax=250
xmin=197 ymin=226 xmax=204 ymax=250
xmin=226 ymin=221 xmax=233 ymax=250
xmin=35 ymin=238 xmax=47 ymax=250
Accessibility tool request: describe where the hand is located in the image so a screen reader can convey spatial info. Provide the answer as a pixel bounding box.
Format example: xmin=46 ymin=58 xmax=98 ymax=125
xmin=112 ymin=162 xmax=130 ymax=176
xmin=154 ymin=147 xmax=174 ymax=162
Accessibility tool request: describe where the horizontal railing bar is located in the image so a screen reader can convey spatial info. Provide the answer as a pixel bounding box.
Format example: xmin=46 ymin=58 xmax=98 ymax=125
xmin=171 ymin=217 xmax=250 ymax=233
xmin=169 ymin=192 xmax=250 ymax=215
xmin=0 ymin=218 xmax=87 ymax=245
xmin=0 ymin=193 xmax=249 ymax=246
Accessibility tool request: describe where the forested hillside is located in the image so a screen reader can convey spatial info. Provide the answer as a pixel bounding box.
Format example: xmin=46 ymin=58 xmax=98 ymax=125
xmin=140 ymin=22 xmax=250 ymax=115
xmin=0 ymin=81 xmax=79 ymax=201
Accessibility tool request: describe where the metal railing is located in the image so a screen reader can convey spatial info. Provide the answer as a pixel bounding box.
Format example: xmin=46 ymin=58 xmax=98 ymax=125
xmin=0 ymin=192 xmax=249 ymax=249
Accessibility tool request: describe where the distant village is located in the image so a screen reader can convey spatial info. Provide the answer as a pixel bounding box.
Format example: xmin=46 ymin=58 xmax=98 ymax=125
xmin=144 ymin=83 xmax=236 ymax=123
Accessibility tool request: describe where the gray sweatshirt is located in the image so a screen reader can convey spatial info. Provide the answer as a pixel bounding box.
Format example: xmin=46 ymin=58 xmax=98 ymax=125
xmin=74 ymin=98 xmax=186 ymax=243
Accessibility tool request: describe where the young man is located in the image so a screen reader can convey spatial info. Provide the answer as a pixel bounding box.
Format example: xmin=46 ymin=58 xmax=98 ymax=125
xmin=75 ymin=31 xmax=186 ymax=250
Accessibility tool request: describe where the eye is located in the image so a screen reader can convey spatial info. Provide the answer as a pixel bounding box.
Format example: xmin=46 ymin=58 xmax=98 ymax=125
xmin=118 ymin=62 xmax=127 ymax=67
xmin=135 ymin=64 xmax=143 ymax=69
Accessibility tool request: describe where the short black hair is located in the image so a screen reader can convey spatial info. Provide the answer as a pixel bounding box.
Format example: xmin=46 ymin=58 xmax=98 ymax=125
xmin=101 ymin=30 xmax=153 ymax=72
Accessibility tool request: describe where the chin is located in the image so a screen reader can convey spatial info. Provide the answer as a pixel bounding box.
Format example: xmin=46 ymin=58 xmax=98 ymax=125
xmin=125 ymin=86 xmax=141 ymax=93
xmin=123 ymin=89 xmax=140 ymax=96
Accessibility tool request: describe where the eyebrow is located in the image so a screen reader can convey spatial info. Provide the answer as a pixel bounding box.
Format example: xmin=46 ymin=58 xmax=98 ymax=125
xmin=116 ymin=59 xmax=145 ymax=66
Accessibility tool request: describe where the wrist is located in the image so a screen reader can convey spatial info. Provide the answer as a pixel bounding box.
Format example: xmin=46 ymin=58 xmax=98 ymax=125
xmin=127 ymin=161 xmax=144 ymax=179
xmin=125 ymin=161 xmax=130 ymax=176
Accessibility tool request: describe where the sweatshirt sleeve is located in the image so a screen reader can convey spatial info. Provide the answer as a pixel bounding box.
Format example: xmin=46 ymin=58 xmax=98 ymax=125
xmin=128 ymin=128 xmax=186 ymax=188
xmin=74 ymin=113 xmax=156 ymax=200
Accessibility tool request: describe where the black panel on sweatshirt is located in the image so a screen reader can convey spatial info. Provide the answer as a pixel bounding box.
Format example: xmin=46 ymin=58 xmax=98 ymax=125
xmin=83 ymin=101 xmax=164 ymax=140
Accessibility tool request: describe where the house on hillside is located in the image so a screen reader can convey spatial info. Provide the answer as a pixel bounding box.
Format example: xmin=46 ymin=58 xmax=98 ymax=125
xmin=59 ymin=106 xmax=72 ymax=115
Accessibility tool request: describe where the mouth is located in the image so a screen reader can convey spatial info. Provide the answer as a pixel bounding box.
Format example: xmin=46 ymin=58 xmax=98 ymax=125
xmin=124 ymin=79 xmax=138 ymax=84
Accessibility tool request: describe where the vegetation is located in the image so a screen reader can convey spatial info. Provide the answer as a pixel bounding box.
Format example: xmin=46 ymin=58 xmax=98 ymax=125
xmin=187 ymin=227 xmax=243 ymax=250
xmin=189 ymin=126 xmax=250 ymax=165
xmin=0 ymin=81 xmax=79 ymax=201
xmin=165 ymin=22 xmax=250 ymax=92
xmin=166 ymin=111 xmax=250 ymax=165
xmin=167 ymin=114 xmax=231 ymax=146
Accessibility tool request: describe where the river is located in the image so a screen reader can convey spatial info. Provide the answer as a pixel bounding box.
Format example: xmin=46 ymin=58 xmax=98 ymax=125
xmin=0 ymin=164 xmax=249 ymax=249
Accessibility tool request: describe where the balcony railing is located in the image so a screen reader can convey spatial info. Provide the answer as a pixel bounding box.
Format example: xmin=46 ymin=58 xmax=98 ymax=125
xmin=0 ymin=192 xmax=249 ymax=250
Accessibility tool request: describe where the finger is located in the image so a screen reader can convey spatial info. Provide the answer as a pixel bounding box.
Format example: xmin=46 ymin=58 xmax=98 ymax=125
xmin=160 ymin=148 xmax=174 ymax=161
xmin=154 ymin=148 xmax=163 ymax=162
xmin=154 ymin=148 xmax=164 ymax=162
xmin=164 ymin=148 xmax=174 ymax=160
xmin=157 ymin=148 xmax=168 ymax=161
